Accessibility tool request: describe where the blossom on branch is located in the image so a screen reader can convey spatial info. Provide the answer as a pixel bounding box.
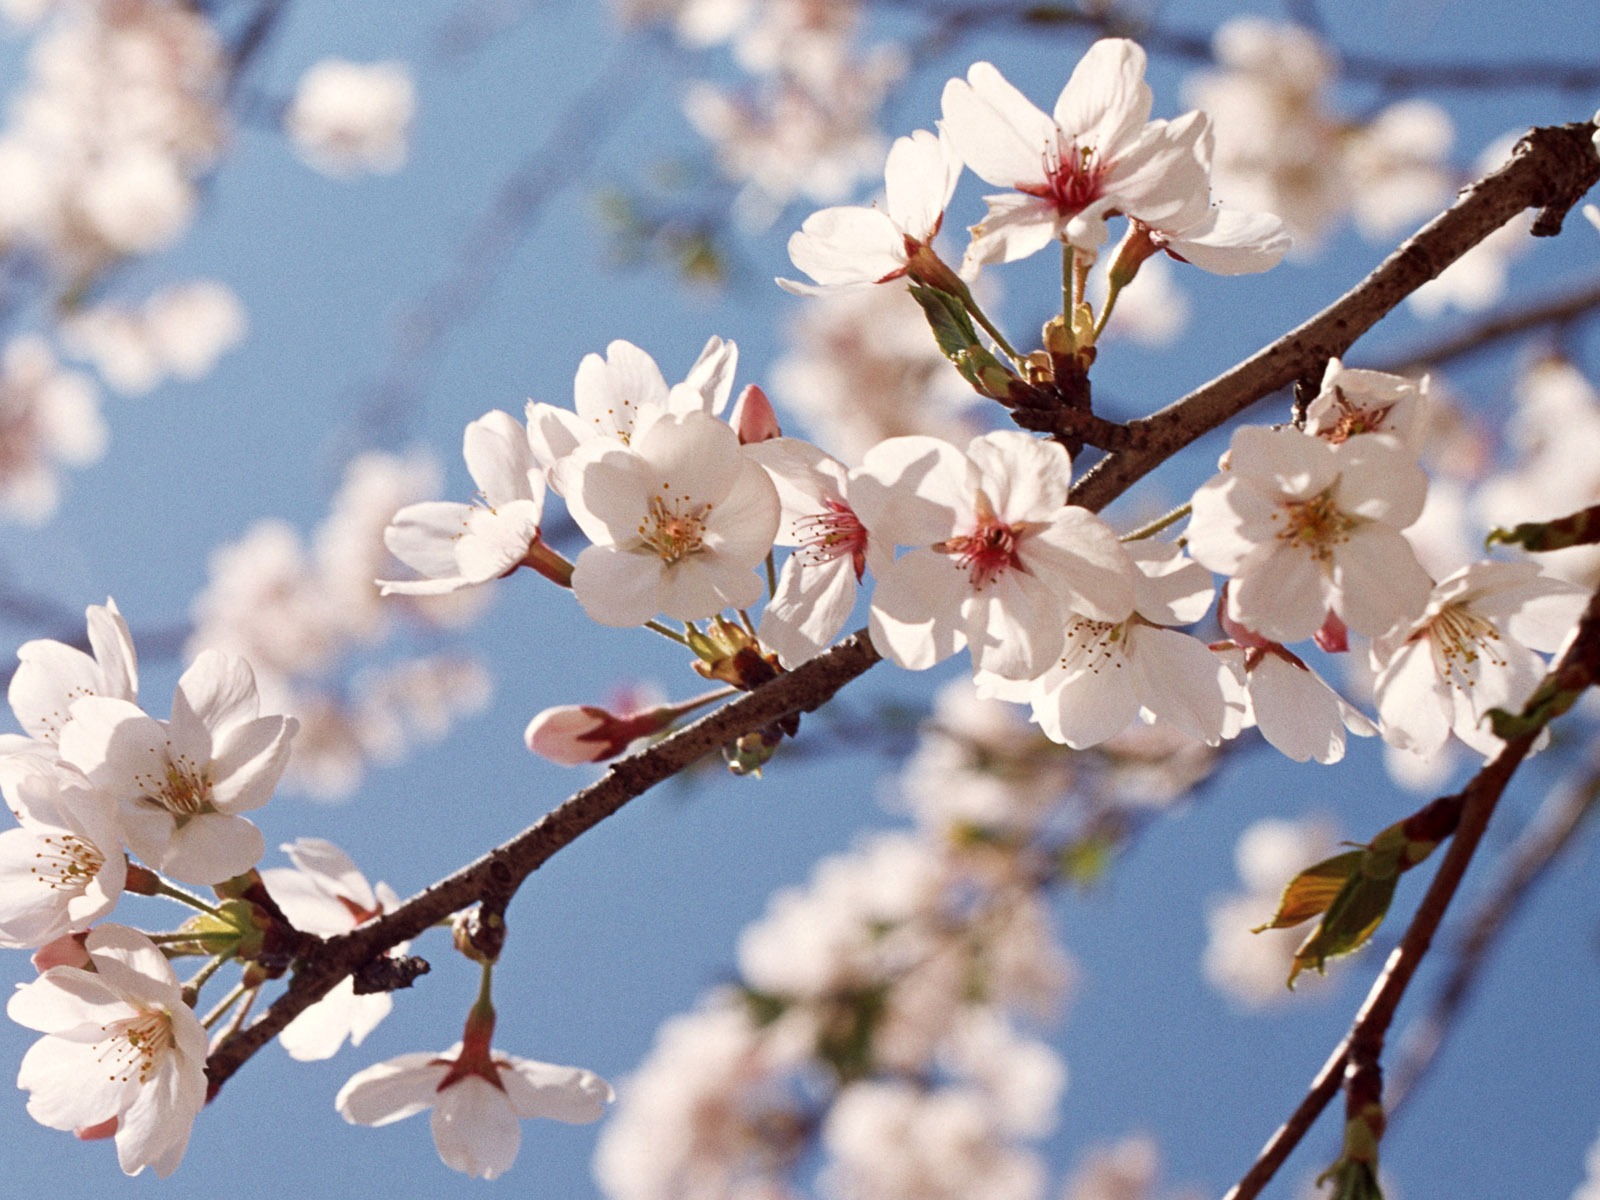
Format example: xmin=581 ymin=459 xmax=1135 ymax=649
xmin=8 ymin=596 xmax=136 ymax=747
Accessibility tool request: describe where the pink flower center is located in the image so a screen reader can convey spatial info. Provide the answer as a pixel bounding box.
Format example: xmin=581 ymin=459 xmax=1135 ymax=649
xmin=1317 ymin=386 xmax=1397 ymax=445
xmin=794 ymin=500 xmax=869 ymax=582
xmin=1018 ymin=141 xmax=1107 ymax=216
xmin=934 ymin=491 xmax=1027 ymax=590
xmin=1425 ymin=604 xmax=1507 ymax=689
xmin=639 ymin=492 xmax=711 ymax=565
xmin=1272 ymin=489 xmax=1355 ymax=563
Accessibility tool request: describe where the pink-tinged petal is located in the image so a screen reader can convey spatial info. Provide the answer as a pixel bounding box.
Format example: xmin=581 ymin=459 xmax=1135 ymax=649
xmin=745 ymin=438 xmax=848 ymax=540
xmin=1374 ymin=637 xmax=1451 ymax=757
xmin=1129 ymin=540 xmax=1214 ymax=625
xmin=208 ymin=714 xmax=295 ymax=813
xmin=8 ymin=967 xmax=126 ymax=1033
xmin=337 ymin=1054 xmax=451 ymax=1126
xmin=85 ymin=598 xmax=137 ymax=704
xmin=455 ymin=498 xmax=541 ymax=582
xmin=279 ymin=980 xmax=392 ymax=1062
xmin=884 ymin=128 xmax=959 ymax=239
xmin=760 ymin=555 xmax=859 ymax=667
xmin=964 ymin=569 xmax=1065 ymax=681
xmin=940 ymin=63 xmax=1055 ymax=189
xmin=433 ymin=1077 xmax=520 ymax=1179
xmin=1184 ymin=475 xmax=1255 ymax=573
xmin=868 ymin=550 xmax=968 ymax=670
xmin=525 ymin=401 xmax=590 ymax=476
xmin=851 ymin=436 xmax=967 ymax=546
xmin=284 ymin=837 xmax=376 ymax=913
xmin=1250 ymin=655 xmax=1347 ymax=764
xmin=964 ymin=191 xmax=1063 ymax=268
xmin=667 ymin=335 xmax=738 ymax=416
xmin=573 ymin=340 xmax=669 ymax=437
xmin=499 ymin=1057 xmax=613 ymax=1123
xmin=1026 ymin=508 xmax=1137 ymax=623
xmin=1335 ymin=439 xmax=1429 ymax=526
xmin=383 ymin=501 xmax=475 ymax=578
xmin=155 ymin=812 xmax=265 ymax=885
xmin=558 ymin=443 xmax=653 ymax=548
xmin=785 ymin=206 xmax=905 ymax=288
xmin=1034 ymin=659 xmax=1139 ymax=748
xmin=115 ymin=1052 xmax=203 ymax=1177
xmin=1331 ymin=525 xmax=1433 ymax=639
xmin=1128 ymin=625 xmax=1232 ymax=744
xmin=175 ymin=650 xmax=258 ymax=743
xmin=572 ymin=546 xmax=671 ymax=627
xmin=462 ymin=411 xmax=535 ymax=509
xmin=18 ymin=1036 xmax=128 ymax=1130
xmin=9 ymin=640 xmax=103 ymax=743
xmin=1229 ymin=545 xmax=1330 ymax=644
xmin=655 ymin=555 xmax=764 ymax=622
xmin=1164 ymin=207 xmax=1291 ymax=275
xmin=1052 ymin=38 xmax=1152 ymax=150
xmin=57 ymin=697 xmax=164 ymax=800
xmin=701 ymin=458 xmax=781 ymax=567
xmin=966 ymin=430 xmax=1072 ymax=521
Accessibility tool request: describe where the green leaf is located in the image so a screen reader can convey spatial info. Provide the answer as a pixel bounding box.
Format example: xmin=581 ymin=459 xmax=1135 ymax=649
xmin=908 ymin=283 xmax=981 ymax=359
xmin=1255 ymin=850 xmax=1365 ymax=931
xmin=1289 ymin=867 xmax=1400 ymax=987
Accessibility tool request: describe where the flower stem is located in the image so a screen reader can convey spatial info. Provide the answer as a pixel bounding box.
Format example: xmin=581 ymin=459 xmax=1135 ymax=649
xmin=765 ymin=549 xmax=778 ymax=600
xmin=1094 ymin=278 xmax=1125 ymax=340
xmin=643 ymin=619 xmax=689 ymax=645
xmin=200 ymin=981 xmax=251 ymax=1031
xmin=181 ymin=952 xmax=232 ymax=1007
xmin=152 ymin=878 xmax=224 ymax=919
xmin=963 ymin=293 xmax=1023 ymax=364
xmin=1121 ymin=502 xmax=1193 ymax=542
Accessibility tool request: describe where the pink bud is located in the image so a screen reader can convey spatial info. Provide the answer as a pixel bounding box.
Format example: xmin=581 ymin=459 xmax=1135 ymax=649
xmin=32 ymin=931 xmax=91 ymax=973
xmin=524 ymin=704 xmax=663 ymax=766
xmin=1313 ymin=610 xmax=1349 ymax=654
xmin=730 ymin=384 xmax=782 ymax=444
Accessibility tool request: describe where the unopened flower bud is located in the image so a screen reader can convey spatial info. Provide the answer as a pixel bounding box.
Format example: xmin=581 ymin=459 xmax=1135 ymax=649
xmin=525 ymin=687 xmax=733 ymax=766
xmin=452 ymin=907 xmax=503 ymax=966
xmin=1107 ymin=221 xmax=1161 ymax=288
xmin=730 ymin=384 xmax=782 ymax=444
xmin=1313 ymin=610 xmax=1350 ymax=654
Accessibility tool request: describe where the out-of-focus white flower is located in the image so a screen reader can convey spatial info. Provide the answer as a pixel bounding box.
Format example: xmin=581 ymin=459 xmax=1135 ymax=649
xmin=1409 ymin=134 xmax=1531 ymax=317
xmin=1061 ymin=1136 xmax=1162 ymax=1200
xmin=855 ymin=430 xmax=1135 ymax=680
xmin=263 ymin=838 xmax=400 ymax=1061
xmin=1187 ymin=425 xmax=1433 ymax=644
xmin=942 ymin=43 xmax=1213 ymax=267
xmin=779 ymin=127 xmax=961 ymax=294
xmin=1341 ymin=98 xmax=1454 ymax=241
xmin=1572 ymin=1124 xmax=1600 ymax=1200
xmin=1204 ymin=817 xmax=1340 ymax=1007
xmin=1372 ymin=561 xmax=1586 ymax=760
xmin=58 ymin=650 xmax=297 ymax=885
xmin=286 ymin=59 xmax=415 ymax=178
xmin=771 ymin=283 xmax=981 ymax=465
xmin=9 ymin=596 xmax=136 ymax=746
xmin=337 ymin=1039 xmax=612 ymax=1179
xmin=555 ymin=409 xmax=780 ymax=626
xmin=78 ymin=148 xmax=194 ymax=254
xmin=0 ymin=335 xmax=105 ymax=525
xmin=9 ymin=924 xmax=209 ymax=1176
xmin=62 ymin=280 xmax=246 ymax=395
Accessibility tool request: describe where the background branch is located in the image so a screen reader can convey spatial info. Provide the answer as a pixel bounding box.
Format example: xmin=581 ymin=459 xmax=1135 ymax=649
xmin=1370 ymin=275 xmax=1600 ymax=376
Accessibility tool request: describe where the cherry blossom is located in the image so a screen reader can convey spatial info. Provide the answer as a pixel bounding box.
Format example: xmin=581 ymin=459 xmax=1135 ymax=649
xmin=1303 ymin=358 xmax=1430 ymax=452
xmin=554 ymin=409 xmax=781 ymax=626
xmin=526 ymin=336 xmax=738 ymax=476
xmin=262 ymin=838 xmax=400 ymax=1061
xmin=8 ymin=596 xmax=136 ymax=746
xmin=0 ymin=753 xmax=125 ymax=947
xmin=747 ymin=436 xmax=890 ymax=665
xmin=779 ymin=127 xmax=962 ymax=293
xmin=379 ymin=409 xmax=547 ymax=597
xmin=9 ymin=924 xmax=208 ymax=1177
xmin=286 ymin=59 xmax=415 ymax=178
xmin=57 ymin=650 xmax=297 ymax=886
xmin=337 ymin=1038 xmax=612 ymax=1179
xmin=1186 ymin=424 xmax=1433 ymax=644
xmin=940 ymin=41 xmax=1213 ymax=266
xmin=1221 ymin=642 xmax=1374 ymax=764
xmin=853 ymin=430 xmax=1135 ymax=680
xmin=0 ymin=335 xmax=106 ymax=525
xmin=1372 ymin=561 xmax=1587 ymax=760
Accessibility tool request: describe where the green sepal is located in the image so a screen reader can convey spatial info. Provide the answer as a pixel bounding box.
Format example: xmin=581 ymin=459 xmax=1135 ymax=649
xmin=1486 ymin=503 xmax=1600 ymax=552
xmin=1316 ymin=1157 xmax=1385 ymax=1200
xmin=1487 ymin=665 xmax=1587 ymax=740
xmin=908 ymin=283 xmax=981 ymax=359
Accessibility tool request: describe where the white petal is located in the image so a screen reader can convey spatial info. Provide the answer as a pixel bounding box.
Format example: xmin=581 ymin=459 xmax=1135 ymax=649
xmin=883 ymin=128 xmax=959 ymax=239
xmin=940 ymin=63 xmax=1055 ymax=189
xmin=500 ymin=1056 xmax=613 ymax=1123
xmin=432 ymin=1077 xmax=520 ymax=1179
xmin=154 ymin=812 xmax=265 ymax=885
xmin=336 ymin=1054 xmax=450 ymax=1126
xmin=463 ymin=410 xmax=539 ymax=509
xmin=1250 ymin=655 xmax=1347 ymax=763
xmin=1053 ymin=38 xmax=1152 ymax=150
xmin=571 ymin=546 xmax=670 ymax=627
xmin=786 ymin=206 xmax=905 ymax=288
xmin=868 ymin=549 xmax=968 ymax=670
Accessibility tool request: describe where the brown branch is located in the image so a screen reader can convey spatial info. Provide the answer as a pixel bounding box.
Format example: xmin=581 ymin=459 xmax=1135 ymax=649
xmin=1221 ymin=588 xmax=1600 ymax=1200
xmin=1384 ymin=753 xmax=1600 ymax=1114
xmin=1369 ymin=275 xmax=1600 ymax=377
xmin=204 ymin=630 xmax=883 ymax=1092
xmin=1068 ymin=121 xmax=1600 ymax=513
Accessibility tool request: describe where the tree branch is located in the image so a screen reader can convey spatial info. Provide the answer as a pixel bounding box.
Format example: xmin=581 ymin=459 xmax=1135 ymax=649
xmin=1221 ymin=587 xmax=1600 ymax=1200
xmin=1068 ymin=121 xmax=1600 ymax=513
xmin=1369 ymin=275 xmax=1600 ymax=377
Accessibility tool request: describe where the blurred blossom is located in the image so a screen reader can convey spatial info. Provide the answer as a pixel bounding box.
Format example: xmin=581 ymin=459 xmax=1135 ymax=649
xmin=1341 ymin=98 xmax=1454 ymax=241
xmin=1409 ymin=134 xmax=1532 ymax=317
xmin=1092 ymin=255 xmax=1189 ymax=347
xmin=1061 ymin=1136 xmax=1158 ymax=1200
xmin=0 ymin=334 xmax=105 ymax=524
xmin=1571 ymin=1126 xmax=1600 ymax=1200
xmin=286 ymin=59 xmax=416 ymax=178
xmin=63 ymin=279 xmax=246 ymax=395
xmin=770 ymin=284 xmax=981 ymax=464
xmin=1203 ymin=816 xmax=1340 ymax=1007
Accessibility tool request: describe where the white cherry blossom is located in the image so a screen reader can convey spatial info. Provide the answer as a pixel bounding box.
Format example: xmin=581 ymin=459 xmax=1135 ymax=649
xmin=779 ymin=127 xmax=961 ymax=293
xmin=337 ymin=1040 xmax=612 ymax=1179
xmin=286 ymin=59 xmax=415 ymax=178
xmin=0 ymin=753 xmax=124 ymax=947
xmin=1372 ymin=561 xmax=1587 ymax=759
xmin=940 ymin=42 xmax=1212 ymax=266
xmin=1304 ymin=359 xmax=1430 ymax=453
xmin=1186 ymin=424 xmax=1433 ymax=644
xmin=9 ymin=596 xmax=136 ymax=747
xmin=262 ymin=838 xmax=400 ymax=1061
xmin=555 ymin=409 xmax=780 ymax=627
xmin=379 ymin=409 xmax=546 ymax=597
xmin=1216 ymin=639 xmax=1374 ymax=765
xmin=854 ymin=430 xmax=1135 ymax=680
xmin=57 ymin=650 xmax=297 ymax=886
xmin=9 ymin=924 xmax=208 ymax=1177
xmin=747 ymin=436 xmax=890 ymax=665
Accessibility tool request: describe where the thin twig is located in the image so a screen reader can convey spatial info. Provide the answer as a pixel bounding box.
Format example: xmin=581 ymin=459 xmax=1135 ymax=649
xmin=1370 ymin=276 xmax=1600 ymax=377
